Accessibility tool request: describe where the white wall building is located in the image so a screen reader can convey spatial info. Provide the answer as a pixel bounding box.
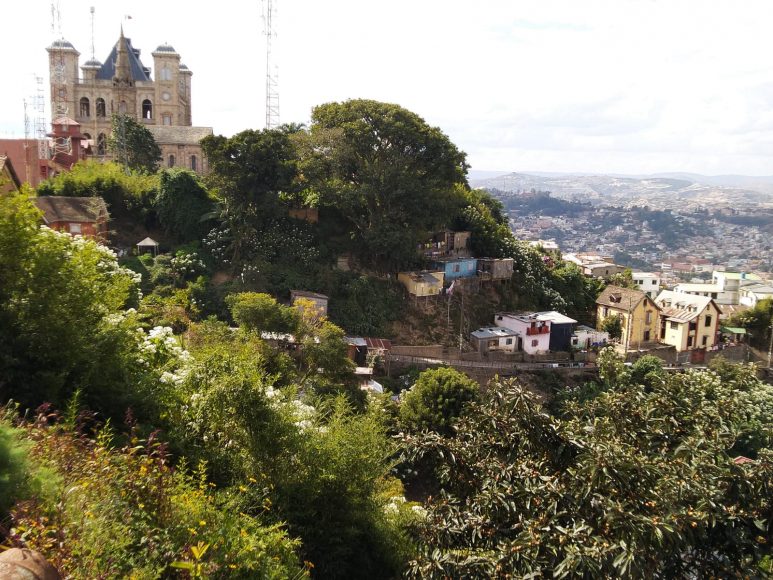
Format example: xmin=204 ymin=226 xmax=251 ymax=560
xmin=493 ymin=312 xmax=551 ymax=354
xmin=632 ymin=272 xmax=662 ymax=298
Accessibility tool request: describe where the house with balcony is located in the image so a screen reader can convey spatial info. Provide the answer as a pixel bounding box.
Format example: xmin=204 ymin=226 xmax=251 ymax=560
xmin=535 ymin=311 xmax=577 ymax=352
xmin=493 ymin=312 xmax=551 ymax=354
xmin=654 ymin=290 xmax=721 ymax=355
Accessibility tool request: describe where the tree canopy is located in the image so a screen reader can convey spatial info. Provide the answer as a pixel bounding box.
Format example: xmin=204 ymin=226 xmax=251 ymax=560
xmin=297 ymin=99 xmax=469 ymax=270
xmin=108 ymin=114 xmax=162 ymax=173
xmin=403 ymin=349 xmax=773 ymax=578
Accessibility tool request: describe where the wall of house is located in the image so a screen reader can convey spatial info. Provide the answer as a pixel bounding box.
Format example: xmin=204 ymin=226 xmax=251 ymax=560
xmin=441 ymin=259 xmax=478 ymax=281
xmin=48 ymin=220 xmax=106 ymax=240
xmin=494 ymin=315 xmax=550 ymax=354
xmin=398 ymin=272 xmax=443 ymax=296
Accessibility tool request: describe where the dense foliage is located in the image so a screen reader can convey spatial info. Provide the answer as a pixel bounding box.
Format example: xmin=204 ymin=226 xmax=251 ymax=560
xmin=108 ymin=113 xmax=162 ymax=173
xmin=155 ymin=168 xmax=215 ymax=243
xmin=402 ymin=350 xmax=773 ymax=578
xmin=399 ymin=367 xmax=479 ymax=435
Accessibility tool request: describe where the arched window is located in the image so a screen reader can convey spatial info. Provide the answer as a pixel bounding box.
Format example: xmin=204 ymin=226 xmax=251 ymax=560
xmin=79 ymin=97 xmax=90 ymax=117
xmin=160 ymin=66 xmax=172 ymax=81
xmin=96 ymin=98 xmax=106 ymax=117
xmin=190 ymin=155 xmax=197 ymax=171
xmin=97 ymin=133 xmax=106 ymax=156
xmin=162 ymin=113 xmax=172 ymax=126
xmin=168 ymin=154 xmax=175 ymax=167
xmin=118 ymin=100 xmax=127 ymax=114
xmin=142 ymin=99 xmax=153 ymax=119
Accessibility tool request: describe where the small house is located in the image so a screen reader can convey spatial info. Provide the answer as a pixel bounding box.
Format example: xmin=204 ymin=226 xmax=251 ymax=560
xmin=493 ymin=312 xmax=551 ymax=355
xmin=291 ymin=290 xmax=329 ymax=317
xmin=583 ymin=262 xmax=626 ymax=279
xmin=571 ymin=325 xmax=609 ymax=350
xmin=398 ymin=271 xmax=444 ymax=297
xmin=34 ymin=196 xmax=109 ymax=240
xmin=477 ymin=257 xmax=514 ymax=281
xmin=471 ymin=326 xmax=520 ymax=354
xmin=431 ymin=257 xmax=478 ymax=281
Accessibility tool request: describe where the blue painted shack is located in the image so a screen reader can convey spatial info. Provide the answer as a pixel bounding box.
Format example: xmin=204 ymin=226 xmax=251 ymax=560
xmin=431 ymin=257 xmax=478 ymax=281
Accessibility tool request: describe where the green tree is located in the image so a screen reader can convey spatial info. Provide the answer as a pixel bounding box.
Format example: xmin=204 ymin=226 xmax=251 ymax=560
xmin=403 ymin=359 xmax=773 ymax=578
xmin=298 ymin=99 xmax=469 ymax=271
xmin=201 ymin=128 xmax=298 ymax=266
xmin=730 ymin=297 xmax=772 ymax=350
xmin=226 ymin=292 xmax=299 ymax=334
xmin=108 ymin=114 xmax=162 ymax=173
xmin=600 ymin=313 xmax=623 ymax=340
xmin=399 ymin=367 xmax=479 ymax=435
xmin=154 ymin=168 xmax=214 ymax=242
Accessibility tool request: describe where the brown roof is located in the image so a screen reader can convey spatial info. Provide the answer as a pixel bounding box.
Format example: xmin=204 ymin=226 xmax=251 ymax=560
xmin=364 ymin=337 xmax=392 ymax=351
xmin=0 ymin=155 xmax=21 ymax=190
xmin=34 ymin=196 xmax=108 ymax=224
xmin=596 ymin=285 xmax=654 ymax=311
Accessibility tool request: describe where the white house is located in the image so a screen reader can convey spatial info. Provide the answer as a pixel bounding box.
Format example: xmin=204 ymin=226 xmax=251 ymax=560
xmin=493 ymin=312 xmax=551 ymax=354
xmin=571 ymin=325 xmax=609 ymax=350
xmin=632 ymin=272 xmax=661 ymax=298
xmin=739 ymin=283 xmax=773 ymax=308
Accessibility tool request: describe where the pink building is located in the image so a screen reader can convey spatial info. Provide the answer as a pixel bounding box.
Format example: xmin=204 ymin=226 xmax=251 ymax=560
xmin=493 ymin=312 xmax=551 ymax=354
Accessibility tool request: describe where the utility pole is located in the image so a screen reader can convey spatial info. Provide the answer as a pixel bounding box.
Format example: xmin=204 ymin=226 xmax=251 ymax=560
xmin=458 ymin=290 xmax=464 ymax=357
xmin=767 ymin=321 xmax=773 ymax=369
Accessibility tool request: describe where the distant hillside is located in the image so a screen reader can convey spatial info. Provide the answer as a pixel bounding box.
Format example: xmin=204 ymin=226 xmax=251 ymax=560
xmin=471 ymin=172 xmax=773 ymax=209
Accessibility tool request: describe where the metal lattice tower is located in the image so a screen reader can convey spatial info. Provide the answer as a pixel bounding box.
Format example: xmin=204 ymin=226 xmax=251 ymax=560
xmin=262 ymin=0 xmax=279 ymax=129
xmin=33 ymin=76 xmax=49 ymax=159
xmin=50 ymin=1 xmax=72 ymax=157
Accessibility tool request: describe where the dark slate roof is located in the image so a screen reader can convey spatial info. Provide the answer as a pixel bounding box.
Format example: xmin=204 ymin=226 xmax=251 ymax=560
xmin=48 ymin=38 xmax=77 ymax=51
xmin=154 ymin=44 xmax=177 ymax=53
xmin=96 ymin=37 xmax=150 ymax=82
xmin=82 ymin=58 xmax=102 ymax=68
xmin=34 ymin=196 xmax=108 ymax=224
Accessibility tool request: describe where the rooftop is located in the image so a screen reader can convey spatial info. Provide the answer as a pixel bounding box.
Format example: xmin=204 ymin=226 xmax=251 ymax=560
xmin=535 ymin=311 xmax=578 ymax=325
xmin=654 ymin=290 xmax=715 ymax=323
xmin=596 ymin=286 xmax=651 ymax=310
xmin=472 ymin=326 xmax=520 ymax=340
xmin=34 ymin=196 xmax=108 ymax=224
xmin=147 ymin=126 xmax=213 ymax=145
xmin=96 ymin=36 xmax=151 ymax=82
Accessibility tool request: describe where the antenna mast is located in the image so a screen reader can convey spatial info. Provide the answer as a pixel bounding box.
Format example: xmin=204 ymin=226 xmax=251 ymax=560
xmin=50 ymin=1 xmax=72 ymax=157
xmin=262 ymin=0 xmax=279 ymax=129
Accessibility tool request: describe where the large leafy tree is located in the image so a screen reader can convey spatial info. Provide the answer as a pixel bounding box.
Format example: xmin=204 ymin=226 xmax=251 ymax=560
xmin=201 ymin=128 xmax=298 ymax=265
xmin=400 ymin=367 xmax=479 ymax=435
xmin=402 ymin=351 xmax=773 ymax=578
xmin=108 ymin=114 xmax=162 ymax=173
xmin=298 ymin=99 xmax=469 ymax=271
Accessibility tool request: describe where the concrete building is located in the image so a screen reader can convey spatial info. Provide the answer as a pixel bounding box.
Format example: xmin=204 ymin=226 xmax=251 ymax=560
xmin=46 ymin=31 xmax=211 ymax=174
xmin=739 ymin=283 xmax=773 ymax=308
xmin=571 ymin=325 xmax=609 ymax=350
xmin=477 ymin=257 xmax=514 ymax=281
xmin=535 ymin=311 xmax=577 ymax=352
xmin=398 ymin=271 xmax=444 ymax=297
xmin=632 ymin=272 xmax=661 ymax=298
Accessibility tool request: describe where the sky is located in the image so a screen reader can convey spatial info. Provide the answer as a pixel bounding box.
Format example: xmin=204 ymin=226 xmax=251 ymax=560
xmin=3 ymin=0 xmax=773 ymax=176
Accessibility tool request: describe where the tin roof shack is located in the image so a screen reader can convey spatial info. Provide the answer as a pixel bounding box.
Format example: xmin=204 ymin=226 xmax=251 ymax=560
xmin=398 ymin=271 xmax=444 ymax=297
xmin=471 ymin=326 xmax=520 ymax=354
xmin=291 ymin=290 xmax=329 ymax=317
xmin=419 ymin=230 xmax=472 ymax=259
xmin=431 ymin=257 xmax=478 ymax=282
xmin=345 ymin=337 xmax=368 ymax=366
xmin=34 ymin=196 xmax=109 ymax=241
xmin=535 ymin=311 xmax=577 ymax=352
xmin=477 ymin=257 xmax=514 ymax=281
xmin=493 ymin=312 xmax=551 ymax=355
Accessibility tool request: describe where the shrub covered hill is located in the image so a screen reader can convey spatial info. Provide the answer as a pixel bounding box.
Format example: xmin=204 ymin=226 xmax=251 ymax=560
xmin=36 ymin=100 xmax=602 ymax=342
xmin=1 ymin=100 xmax=771 ymax=578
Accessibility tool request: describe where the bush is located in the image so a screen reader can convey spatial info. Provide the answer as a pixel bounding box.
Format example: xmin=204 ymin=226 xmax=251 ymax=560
xmin=7 ymin=417 xmax=306 ymax=578
xmin=399 ymin=367 xmax=479 ymax=435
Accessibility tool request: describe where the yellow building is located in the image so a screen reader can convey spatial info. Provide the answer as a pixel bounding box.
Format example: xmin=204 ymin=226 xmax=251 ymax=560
xmin=398 ymin=271 xmax=444 ymax=297
xmin=596 ymin=286 xmax=660 ymax=349
xmin=654 ymin=290 xmax=721 ymax=352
